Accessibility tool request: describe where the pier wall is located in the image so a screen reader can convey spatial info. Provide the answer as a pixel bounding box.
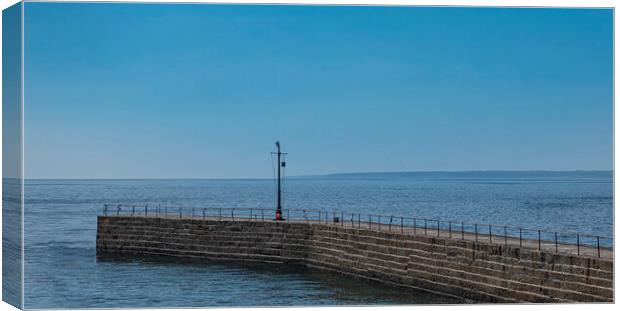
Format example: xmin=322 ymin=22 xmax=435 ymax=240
xmin=96 ymin=216 xmax=613 ymax=303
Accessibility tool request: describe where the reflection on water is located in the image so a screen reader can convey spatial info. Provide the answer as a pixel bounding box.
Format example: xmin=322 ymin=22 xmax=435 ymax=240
xmin=96 ymin=256 xmax=461 ymax=307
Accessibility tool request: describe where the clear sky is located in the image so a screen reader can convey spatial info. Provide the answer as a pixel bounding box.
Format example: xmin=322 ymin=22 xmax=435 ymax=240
xmin=24 ymin=3 xmax=613 ymax=179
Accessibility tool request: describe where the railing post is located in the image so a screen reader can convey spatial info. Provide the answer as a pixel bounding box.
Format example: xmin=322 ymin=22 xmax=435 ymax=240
xmin=358 ymin=213 xmax=361 ymax=228
xmin=103 ymin=204 xmax=108 ymax=216
xmin=538 ymin=230 xmax=541 ymax=250
xmin=413 ymin=218 xmax=416 ymax=235
xmin=424 ymin=219 xmax=427 ymax=236
xmin=577 ymin=234 xmax=580 ymax=256
xmin=461 ymin=222 xmax=464 ymax=240
xmin=489 ymin=225 xmax=492 ymax=244
xmin=378 ymin=216 xmax=381 ymax=231
xmin=555 ymin=232 xmax=558 ymax=253
xmin=597 ymin=236 xmax=600 ymax=258
xmin=449 ymin=221 xmax=452 ymax=238
xmin=504 ymin=226 xmax=507 ymax=247
xmin=145 ymin=204 xmax=148 ymax=216
xmin=132 ymin=205 xmax=135 ymax=216
xmin=437 ymin=220 xmax=440 ymax=237
xmin=231 ymin=209 xmax=234 ymax=221
xmin=475 ymin=224 xmax=478 ymax=242
xmin=351 ymin=213 xmax=354 ymax=228
xmin=341 ymin=211 xmax=344 ymax=227
xmin=519 ymin=228 xmax=522 ymax=248
xmin=401 ymin=217 xmax=404 ymax=234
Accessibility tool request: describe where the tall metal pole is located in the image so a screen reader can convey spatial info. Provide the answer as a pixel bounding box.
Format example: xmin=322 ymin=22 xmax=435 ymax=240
xmin=276 ymin=141 xmax=282 ymax=218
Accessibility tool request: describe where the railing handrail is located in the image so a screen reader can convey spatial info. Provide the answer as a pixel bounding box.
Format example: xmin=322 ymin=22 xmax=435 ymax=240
xmin=100 ymin=203 xmax=612 ymax=240
xmin=100 ymin=203 xmax=613 ymax=258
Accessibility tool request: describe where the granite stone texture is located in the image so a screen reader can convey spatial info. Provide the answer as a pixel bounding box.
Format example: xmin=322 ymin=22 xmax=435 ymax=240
xmin=96 ymin=216 xmax=613 ymax=303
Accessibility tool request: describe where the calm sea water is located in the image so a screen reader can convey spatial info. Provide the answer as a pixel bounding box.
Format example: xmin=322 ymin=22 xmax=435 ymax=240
xmin=23 ymin=171 xmax=612 ymax=308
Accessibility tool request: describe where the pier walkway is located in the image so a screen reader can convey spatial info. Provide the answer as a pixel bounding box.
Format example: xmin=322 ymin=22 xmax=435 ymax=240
xmin=97 ymin=211 xmax=614 ymax=303
xmin=101 ymin=205 xmax=612 ymax=259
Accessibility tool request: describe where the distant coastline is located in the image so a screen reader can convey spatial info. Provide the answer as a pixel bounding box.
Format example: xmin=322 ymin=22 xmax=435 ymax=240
xmin=299 ymin=170 xmax=613 ymax=179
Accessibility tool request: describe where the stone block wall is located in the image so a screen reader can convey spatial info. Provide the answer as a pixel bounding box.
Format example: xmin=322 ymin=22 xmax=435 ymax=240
xmin=96 ymin=216 xmax=613 ymax=303
xmin=96 ymin=217 xmax=312 ymax=265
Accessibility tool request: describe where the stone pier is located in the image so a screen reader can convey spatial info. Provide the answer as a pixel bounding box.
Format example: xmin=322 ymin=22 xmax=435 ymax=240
xmin=96 ymin=216 xmax=613 ymax=303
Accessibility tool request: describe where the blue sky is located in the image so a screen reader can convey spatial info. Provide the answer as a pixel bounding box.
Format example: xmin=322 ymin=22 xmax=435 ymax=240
xmin=24 ymin=3 xmax=613 ymax=178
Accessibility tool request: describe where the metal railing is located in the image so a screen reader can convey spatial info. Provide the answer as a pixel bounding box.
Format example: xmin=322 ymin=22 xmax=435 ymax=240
xmin=101 ymin=204 xmax=613 ymax=259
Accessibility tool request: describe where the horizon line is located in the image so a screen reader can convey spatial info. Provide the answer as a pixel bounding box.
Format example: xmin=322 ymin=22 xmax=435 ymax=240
xmin=15 ymin=169 xmax=614 ymax=180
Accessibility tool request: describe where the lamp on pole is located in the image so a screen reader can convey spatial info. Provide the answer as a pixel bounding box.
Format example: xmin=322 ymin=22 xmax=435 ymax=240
xmin=272 ymin=141 xmax=287 ymax=220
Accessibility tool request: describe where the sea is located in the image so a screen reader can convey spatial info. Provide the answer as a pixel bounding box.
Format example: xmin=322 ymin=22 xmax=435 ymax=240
xmin=19 ymin=171 xmax=613 ymax=308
